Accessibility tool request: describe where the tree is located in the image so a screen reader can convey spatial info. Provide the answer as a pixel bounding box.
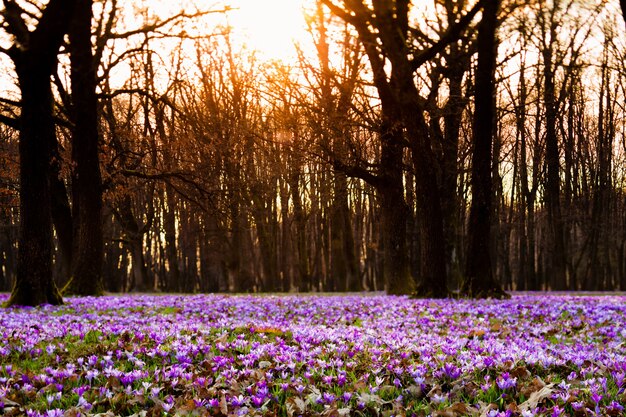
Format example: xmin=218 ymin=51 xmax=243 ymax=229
xmin=1 ymin=0 xmax=77 ymax=306
xmin=322 ymin=0 xmax=484 ymax=297
xmin=540 ymin=0 xmax=568 ymax=290
xmin=63 ymin=0 xmax=104 ymax=295
xmin=462 ymin=0 xmax=508 ymax=298
xmin=308 ymin=3 xmax=360 ymax=291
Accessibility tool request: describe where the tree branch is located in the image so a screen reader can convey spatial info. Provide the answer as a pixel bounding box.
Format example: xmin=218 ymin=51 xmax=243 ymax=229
xmin=0 ymin=112 xmax=19 ymax=129
xmin=411 ymin=0 xmax=485 ymax=71
xmin=332 ymin=158 xmax=383 ymax=187
xmin=1 ymin=0 xmax=30 ymax=49
xmin=106 ymin=8 xmax=231 ymax=40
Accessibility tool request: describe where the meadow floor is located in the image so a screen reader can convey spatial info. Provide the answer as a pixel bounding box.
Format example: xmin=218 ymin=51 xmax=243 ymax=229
xmin=0 ymin=293 xmax=625 ymax=416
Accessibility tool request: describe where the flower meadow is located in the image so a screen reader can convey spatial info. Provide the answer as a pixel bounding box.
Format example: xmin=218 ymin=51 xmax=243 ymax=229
xmin=0 ymin=294 xmax=625 ymax=417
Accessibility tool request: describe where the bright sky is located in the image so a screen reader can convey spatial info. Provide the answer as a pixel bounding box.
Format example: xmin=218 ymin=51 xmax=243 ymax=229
xmin=222 ymin=0 xmax=312 ymax=62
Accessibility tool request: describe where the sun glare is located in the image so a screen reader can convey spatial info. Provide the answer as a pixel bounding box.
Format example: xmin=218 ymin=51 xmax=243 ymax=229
xmin=224 ymin=0 xmax=311 ymax=62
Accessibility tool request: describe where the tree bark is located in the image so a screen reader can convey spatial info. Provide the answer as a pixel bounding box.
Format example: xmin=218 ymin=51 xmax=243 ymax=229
xmin=49 ymin=155 xmax=73 ymax=286
xmin=10 ymin=74 xmax=63 ymax=306
xmin=63 ymin=0 xmax=104 ymax=296
xmin=289 ymin=165 xmax=310 ymax=291
xmin=5 ymin=0 xmax=78 ymax=306
xmin=162 ymin=187 xmax=181 ymax=291
xmin=462 ymin=0 xmax=507 ymax=298
xmin=543 ymin=42 xmax=568 ymax=291
xmin=114 ymin=196 xmax=150 ymax=292
xmin=378 ymin=126 xmax=413 ymax=295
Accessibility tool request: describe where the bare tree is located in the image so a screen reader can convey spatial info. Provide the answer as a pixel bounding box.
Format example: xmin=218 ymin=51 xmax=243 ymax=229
xmin=322 ymin=0 xmax=484 ymax=296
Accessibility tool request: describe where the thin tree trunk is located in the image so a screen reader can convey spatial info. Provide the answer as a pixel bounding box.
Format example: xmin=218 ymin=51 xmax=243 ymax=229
xmin=516 ymin=61 xmax=530 ymax=290
xmin=163 ymin=187 xmax=180 ymax=291
xmin=289 ymin=165 xmax=310 ymax=291
xmin=542 ymin=36 xmax=568 ymax=290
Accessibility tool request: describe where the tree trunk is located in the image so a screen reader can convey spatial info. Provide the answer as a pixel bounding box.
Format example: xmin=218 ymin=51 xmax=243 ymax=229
xmin=289 ymin=165 xmax=310 ymax=291
xmin=180 ymin=210 xmax=198 ymax=293
xmin=408 ymin=124 xmax=449 ymax=298
xmin=9 ymin=74 xmax=63 ymax=306
xmin=200 ymin=212 xmax=224 ymax=292
xmin=114 ymin=196 xmax=149 ymax=292
xmin=279 ymin=177 xmax=292 ymax=290
xmin=378 ymin=122 xmax=413 ymax=295
xmin=251 ymin=187 xmax=279 ymax=292
xmin=49 ymin=157 xmax=73 ymax=286
xmin=330 ymin=171 xmax=358 ymax=291
xmin=129 ymin=236 xmax=148 ymax=292
xmin=439 ymin=41 xmax=469 ymax=291
xmin=542 ymin=36 xmax=568 ymax=290
xmin=163 ymin=187 xmax=181 ymax=291
xmin=64 ymin=0 xmax=104 ymax=296
xmin=462 ymin=0 xmax=507 ymax=298
xmin=6 ymin=0 xmax=78 ymax=306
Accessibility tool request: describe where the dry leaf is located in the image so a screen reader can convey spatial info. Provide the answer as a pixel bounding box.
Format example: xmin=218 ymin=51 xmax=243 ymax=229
xmin=220 ymin=394 xmax=228 ymax=415
xmin=469 ymin=329 xmax=486 ymax=338
xmin=519 ymin=383 xmax=555 ymax=411
xmin=511 ymin=366 xmax=531 ymax=380
xmin=434 ymin=402 xmax=478 ymax=417
xmin=520 ymin=376 xmax=546 ymax=398
xmin=286 ymin=396 xmax=306 ymax=417
xmin=478 ymin=402 xmax=498 ymax=417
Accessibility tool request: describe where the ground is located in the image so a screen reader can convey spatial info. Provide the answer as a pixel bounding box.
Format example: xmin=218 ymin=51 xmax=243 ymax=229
xmin=0 ymin=293 xmax=625 ymax=416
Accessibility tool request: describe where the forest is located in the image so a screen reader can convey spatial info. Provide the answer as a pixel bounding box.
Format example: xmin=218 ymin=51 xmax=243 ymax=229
xmin=1 ymin=2 xmax=626 ymax=416
xmin=1 ymin=0 xmax=626 ymax=301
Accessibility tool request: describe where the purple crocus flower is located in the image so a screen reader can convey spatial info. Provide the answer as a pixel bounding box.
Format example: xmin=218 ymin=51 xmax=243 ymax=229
xmin=551 ymin=405 xmax=563 ymax=417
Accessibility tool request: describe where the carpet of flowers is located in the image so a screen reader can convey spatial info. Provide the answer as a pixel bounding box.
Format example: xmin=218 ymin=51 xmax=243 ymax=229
xmin=0 ymin=293 xmax=625 ymax=416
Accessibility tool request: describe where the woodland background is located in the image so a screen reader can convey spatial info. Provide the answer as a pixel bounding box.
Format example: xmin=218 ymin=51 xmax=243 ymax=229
xmin=1 ymin=0 xmax=626 ymax=301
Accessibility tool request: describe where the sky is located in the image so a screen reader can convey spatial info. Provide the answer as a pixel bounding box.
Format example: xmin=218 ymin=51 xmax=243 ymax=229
xmin=0 ymin=0 xmax=314 ymax=95
xmin=223 ymin=0 xmax=312 ymax=62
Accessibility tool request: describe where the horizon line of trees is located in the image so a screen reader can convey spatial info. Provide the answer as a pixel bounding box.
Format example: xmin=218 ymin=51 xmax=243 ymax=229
xmin=2 ymin=0 xmax=626 ymax=306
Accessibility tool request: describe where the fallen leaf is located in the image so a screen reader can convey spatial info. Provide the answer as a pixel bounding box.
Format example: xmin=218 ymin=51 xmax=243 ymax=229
xmin=220 ymin=394 xmax=228 ymax=415
xmin=286 ymin=396 xmax=306 ymax=417
xmin=520 ymin=376 xmax=546 ymax=398
xmin=510 ymin=366 xmax=531 ymax=380
xmin=478 ymin=402 xmax=498 ymax=417
xmin=107 ymin=375 xmax=121 ymax=389
xmin=469 ymin=329 xmax=486 ymax=338
xmin=434 ymin=402 xmax=478 ymax=417
xmin=519 ymin=383 xmax=555 ymax=411
xmin=405 ymin=384 xmax=423 ymax=398
xmin=357 ymin=392 xmax=385 ymax=405
xmin=215 ymin=333 xmax=229 ymax=344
